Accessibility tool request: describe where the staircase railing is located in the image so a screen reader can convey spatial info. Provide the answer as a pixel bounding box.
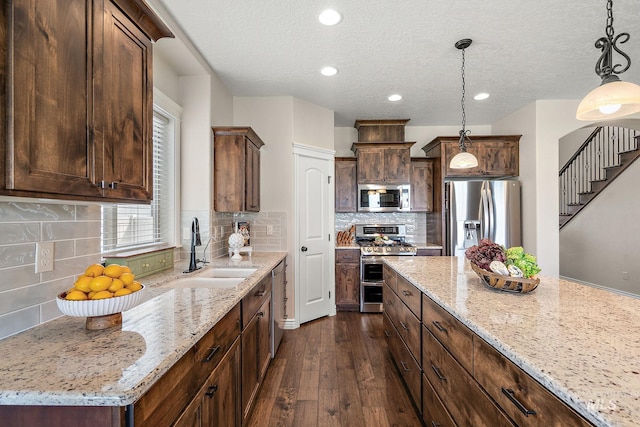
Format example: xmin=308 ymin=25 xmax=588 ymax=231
xmin=559 ymin=126 xmax=639 ymax=216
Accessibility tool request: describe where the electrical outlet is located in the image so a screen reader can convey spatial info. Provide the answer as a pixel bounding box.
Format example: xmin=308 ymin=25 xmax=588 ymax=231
xmin=35 ymin=242 xmax=54 ymax=273
xmin=622 ymin=271 xmax=629 ymax=280
xmin=266 ymin=224 xmax=274 ymax=235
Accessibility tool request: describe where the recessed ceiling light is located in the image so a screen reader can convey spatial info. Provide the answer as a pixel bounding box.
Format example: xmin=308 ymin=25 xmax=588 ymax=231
xmin=319 ymin=9 xmax=342 ymax=26
xmin=388 ymin=94 xmax=402 ymax=102
xmin=320 ymin=66 xmax=338 ymax=76
xmin=474 ymin=92 xmax=490 ymax=100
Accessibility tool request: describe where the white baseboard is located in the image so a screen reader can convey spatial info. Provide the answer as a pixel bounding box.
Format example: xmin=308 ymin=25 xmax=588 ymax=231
xmin=281 ymin=318 xmax=298 ymax=330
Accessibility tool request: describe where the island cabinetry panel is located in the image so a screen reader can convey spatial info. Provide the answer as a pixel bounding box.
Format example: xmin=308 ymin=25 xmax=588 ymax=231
xmin=351 ymin=142 xmax=413 ymax=184
xmin=422 ymin=135 xmax=520 ymax=178
xmin=213 ymin=127 xmax=265 ymax=212
xmin=422 ymin=374 xmax=456 ymax=427
xmin=422 ymin=325 xmax=515 ymax=427
xmin=335 ymin=249 xmax=360 ymax=311
xmin=474 ymin=337 xmax=593 ymax=427
xmin=383 ymin=263 xmax=397 ymax=292
xmin=423 ymin=294 xmax=474 ymax=374
xmin=396 ymin=274 xmax=421 ymax=319
xmin=335 ymin=157 xmax=357 ymax=212
xmin=2 ymin=0 xmax=172 ymax=202
xmin=134 ymin=304 xmax=241 ymax=426
xmin=383 ymin=311 xmax=421 ymax=410
xmin=241 ymin=275 xmax=272 ymax=423
xmin=410 ymin=158 xmax=434 ymax=212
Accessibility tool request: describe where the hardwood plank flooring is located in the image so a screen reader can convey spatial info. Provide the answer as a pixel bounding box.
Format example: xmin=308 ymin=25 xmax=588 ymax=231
xmin=246 ymin=312 xmax=422 ymax=427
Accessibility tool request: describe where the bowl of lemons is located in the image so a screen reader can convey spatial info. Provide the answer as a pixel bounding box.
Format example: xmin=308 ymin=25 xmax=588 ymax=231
xmin=57 ymin=263 xmax=145 ymax=320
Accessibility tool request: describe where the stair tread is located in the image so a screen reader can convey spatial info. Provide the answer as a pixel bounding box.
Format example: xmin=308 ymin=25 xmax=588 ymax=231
xmin=567 ymin=203 xmax=583 ymax=206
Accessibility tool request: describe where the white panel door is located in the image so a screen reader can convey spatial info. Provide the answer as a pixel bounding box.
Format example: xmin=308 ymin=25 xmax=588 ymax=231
xmin=296 ymin=151 xmax=333 ymax=324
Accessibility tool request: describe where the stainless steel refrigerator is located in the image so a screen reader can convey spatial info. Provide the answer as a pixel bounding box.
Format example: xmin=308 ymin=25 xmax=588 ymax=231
xmin=445 ymin=179 xmax=521 ymax=256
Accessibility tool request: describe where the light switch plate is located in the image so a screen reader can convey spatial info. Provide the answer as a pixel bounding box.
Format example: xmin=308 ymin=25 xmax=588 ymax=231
xmin=35 ymin=242 xmax=54 ymax=273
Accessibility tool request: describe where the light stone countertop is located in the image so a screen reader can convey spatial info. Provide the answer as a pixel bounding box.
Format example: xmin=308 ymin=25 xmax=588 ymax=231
xmin=383 ymin=256 xmax=640 ymax=427
xmin=0 ymin=252 xmax=287 ymax=407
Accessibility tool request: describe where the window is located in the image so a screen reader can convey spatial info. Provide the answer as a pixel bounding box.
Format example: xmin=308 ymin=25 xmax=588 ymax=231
xmin=101 ymin=92 xmax=181 ymax=253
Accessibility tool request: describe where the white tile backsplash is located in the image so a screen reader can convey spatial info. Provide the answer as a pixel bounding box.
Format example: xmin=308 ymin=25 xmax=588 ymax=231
xmin=335 ymin=212 xmax=427 ymax=243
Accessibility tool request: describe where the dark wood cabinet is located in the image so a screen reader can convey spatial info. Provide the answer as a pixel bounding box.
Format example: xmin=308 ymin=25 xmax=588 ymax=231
xmin=213 ymin=127 xmax=265 ymax=212
xmin=351 ymin=142 xmax=413 ymax=184
xmin=335 ymin=157 xmax=357 ymax=212
xmin=335 ymin=249 xmax=360 ymax=311
xmin=410 ymin=158 xmax=434 ymax=212
xmin=1 ymin=0 xmax=172 ymax=202
xmin=422 ymin=135 xmax=520 ymax=178
xmin=241 ymin=276 xmax=272 ymax=422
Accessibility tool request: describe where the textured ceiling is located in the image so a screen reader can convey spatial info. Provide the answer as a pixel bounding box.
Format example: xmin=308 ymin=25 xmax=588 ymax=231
xmin=155 ymin=0 xmax=640 ymax=127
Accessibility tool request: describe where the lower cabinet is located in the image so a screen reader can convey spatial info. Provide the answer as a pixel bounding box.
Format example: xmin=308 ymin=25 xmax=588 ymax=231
xmin=174 ymin=338 xmax=240 ymax=427
xmin=241 ymin=276 xmax=272 ymax=423
xmin=335 ymin=249 xmax=360 ymax=311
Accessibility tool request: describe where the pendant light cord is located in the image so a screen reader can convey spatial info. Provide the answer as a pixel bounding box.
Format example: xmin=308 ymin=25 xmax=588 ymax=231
xmin=458 ymin=44 xmax=471 ymax=152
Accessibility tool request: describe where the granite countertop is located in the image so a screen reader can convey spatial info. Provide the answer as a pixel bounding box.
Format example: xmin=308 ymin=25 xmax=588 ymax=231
xmin=383 ymin=256 xmax=640 ymax=427
xmin=0 ymin=252 xmax=287 ymax=407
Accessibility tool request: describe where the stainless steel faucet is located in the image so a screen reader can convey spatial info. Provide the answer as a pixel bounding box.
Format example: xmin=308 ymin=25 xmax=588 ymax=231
xmin=184 ymin=217 xmax=202 ymax=273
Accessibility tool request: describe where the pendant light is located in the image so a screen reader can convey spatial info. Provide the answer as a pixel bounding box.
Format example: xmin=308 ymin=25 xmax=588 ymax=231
xmin=450 ymin=39 xmax=479 ymax=169
xmin=576 ymin=0 xmax=640 ymax=121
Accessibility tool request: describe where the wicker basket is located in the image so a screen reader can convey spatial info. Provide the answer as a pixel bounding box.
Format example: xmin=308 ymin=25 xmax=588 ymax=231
xmin=470 ymin=262 xmax=539 ymax=293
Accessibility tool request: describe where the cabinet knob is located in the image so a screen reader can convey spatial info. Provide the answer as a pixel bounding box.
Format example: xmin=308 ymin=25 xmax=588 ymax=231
xmin=205 ymin=384 xmax=218 ymax=398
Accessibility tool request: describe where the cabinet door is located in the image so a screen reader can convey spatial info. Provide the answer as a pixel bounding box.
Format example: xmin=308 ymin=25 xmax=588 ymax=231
xmin=98 ymin=0 xmax=153 ymax=201
xmin=442 ymin=142 xmax=484 ymax=177
xmin=383 ymin=147 xmax=411 ymax=183
xmin=245 ymin=141 xmax=260 ymax=212
xmin=241 ymin=314 xmax=260 ymax=421
xmin=357 ymin=148 xmax=385 ymax=183
xmin=335 ymin=262 xmax=360 ymax=311
xmin=335 ymin=159 xmax=357 ymax=212
xmin=5 ymin=0 xmax=101 ymax=198
xmin=480 ymin=141 xmax=519 ymax=177
xmin=257 ymin=297 xmax=271 ymax=381
xmin=410 ymin=159 xmax=434 ymax=212
xmin=202 ymin=339 xmax=240 ymax=427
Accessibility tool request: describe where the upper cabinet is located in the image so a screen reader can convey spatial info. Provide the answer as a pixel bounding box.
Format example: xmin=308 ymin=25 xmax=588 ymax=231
xmin=422 ymin=135 xmax=521 ymax=178
xmin=0 ymin=0 xmax=173 ymax=202
xmin=213 ymin=127 xmax=265 ymax=212
xmin=410 ymin=158 xmax=434 ymax=212
xmin=352 ymin=142 xmax=413 ymax=184
xmin=335 ymin=157 xmax=357 ymax=213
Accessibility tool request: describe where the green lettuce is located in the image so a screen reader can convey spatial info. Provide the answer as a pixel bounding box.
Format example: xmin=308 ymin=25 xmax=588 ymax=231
xmin=505 ymin=246 xmax=541 ymax=279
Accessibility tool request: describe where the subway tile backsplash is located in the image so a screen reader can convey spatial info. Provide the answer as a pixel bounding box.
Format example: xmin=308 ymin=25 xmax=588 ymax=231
xmin=0 ymin=200 xmax=102 ymax=339
xmin=335 ymin=212 xmax=427 ymax=244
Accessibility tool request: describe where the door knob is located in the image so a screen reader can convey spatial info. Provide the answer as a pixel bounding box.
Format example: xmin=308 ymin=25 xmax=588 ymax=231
xmin=301 ymin=246 xmax=308 ymax=252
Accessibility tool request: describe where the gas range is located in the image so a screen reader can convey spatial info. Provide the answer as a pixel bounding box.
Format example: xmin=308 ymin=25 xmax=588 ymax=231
xmin=355 ymin=224 xmax=417 ymax=256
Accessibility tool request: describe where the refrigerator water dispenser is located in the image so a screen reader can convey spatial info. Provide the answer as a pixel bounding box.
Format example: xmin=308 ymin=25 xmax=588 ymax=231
xmin=463 ymin=220 xmax=481 ymax=248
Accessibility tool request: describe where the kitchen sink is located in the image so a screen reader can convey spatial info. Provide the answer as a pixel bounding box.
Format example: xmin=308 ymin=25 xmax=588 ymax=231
xmin=201 ymin=267 xmax=257 ymax=278
xmin=163 ymin=277 xmax=245 ymax=289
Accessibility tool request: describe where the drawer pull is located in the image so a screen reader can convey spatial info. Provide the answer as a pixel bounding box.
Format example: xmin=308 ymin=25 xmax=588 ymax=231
xmin=202 ymin=345 xmax=221 ymax=363
xmin=501 ymin=387 xmax=537 ymax=417
xmin=400 ymin=322 xmax=409 ymax=331
xmin=258 ymin=311 xmax=265 ymax=317
xmin=432 ymin=321 xmax=447 ymax=333
xmin=400 ymin=361 xmax=410 ymax=372
xmin=431 ymin=364 xmax=447 ymax=382
xmin=431 ymin=422 xmax=441 ymax=427
xmin=401 ymin=289 xmax=412 ymax=297
xmin=384 ymin=329 xmax=391 ymax=338
xmin=255 ymin=289 xmax=266 ymax=297
xmin=205 ymin=384 xmax=218 ymax=398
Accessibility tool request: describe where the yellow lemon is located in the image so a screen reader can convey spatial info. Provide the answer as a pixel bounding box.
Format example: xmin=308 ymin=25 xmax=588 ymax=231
xmin=89 ymin=275 xmax=112 ymax=292
xmin=88 ymin=291 xmax=97 ymax=299
xmin=119 ymin=272 xmax=135 ymax=286
xmin=120 ymin=265 xmax=132 ymax=274
xmin=104 ymin=264 xmax=124 ymax=278
xmin=74 ymin=276 xmax=93 ymax=293
xmin=84 ymin=263 xmax=104 ymax=277
xmin=91 ymin=290 xmax=113 ymax=300
xmin=114 ymin=288 xmax=132 ymax=297
xmin=65 ymin=290 xmax=88 ymax=301
xmin=126 ymin=281 xmax=143 ymax=292
xmin=108 ymin=278 xmax=124 ymax=293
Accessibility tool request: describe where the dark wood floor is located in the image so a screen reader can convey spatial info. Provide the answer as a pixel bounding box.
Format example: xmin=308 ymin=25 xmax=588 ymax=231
xmin=246 ymin=312 xmax=422 ymax=427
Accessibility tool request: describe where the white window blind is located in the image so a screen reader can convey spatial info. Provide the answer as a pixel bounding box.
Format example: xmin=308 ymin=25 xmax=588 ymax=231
xmin=101 ymin=109 xmax=175 ymax=252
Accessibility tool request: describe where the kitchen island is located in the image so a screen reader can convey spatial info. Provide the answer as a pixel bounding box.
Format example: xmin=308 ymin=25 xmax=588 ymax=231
xmin=384 ymin=256 xmax=639 ymax=427
xmin=0 ymin=252 xmax=286 ymax=417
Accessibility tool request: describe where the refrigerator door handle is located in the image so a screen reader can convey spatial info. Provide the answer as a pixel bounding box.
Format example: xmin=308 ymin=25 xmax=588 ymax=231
xmin=479 ymin=182 xmax=489 ymax=239
xmin=485 ymin=183 xmax=495 ymax=241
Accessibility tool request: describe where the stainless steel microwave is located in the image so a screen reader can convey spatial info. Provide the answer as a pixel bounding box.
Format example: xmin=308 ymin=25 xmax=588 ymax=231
xmin=357 ymin=184 xmax=410 ymax=212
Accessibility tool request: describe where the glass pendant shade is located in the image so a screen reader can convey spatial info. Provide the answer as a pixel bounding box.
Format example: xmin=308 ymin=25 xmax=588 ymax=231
xmin=449 ymin=151 xmax=478 ymax=169
xmin=576 ymin=79 xmax=640 ymax=121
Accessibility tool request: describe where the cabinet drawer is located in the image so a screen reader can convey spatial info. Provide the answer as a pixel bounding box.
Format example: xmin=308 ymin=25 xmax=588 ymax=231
xmin=385 ymin=313 xmax=421 ymax=410
xmin=336 ymin=248 xmax=360 ymax=263
xmin=383 ymin=263 xmax=397 ymax=292
xmin=423 ymin=326 xmax=514 ymax=427
xmin=422 ymin=374 xmax=456 ymax=427
xmin=193 ymin=304 xmax=241 ymax=381
xmin=396 ymin=293 xmax=421 ymax=364
xmin=242 ymin=275 xmax=272 ymax=328
xmin=396 ymin=274 xmax=421 ymax=319
xmin=474 ymin=337 xmax=593 ymax=427
xmin=383 ymin=282 xmax=399 ymax=328
xmin=423 ymin=294 xmax=473 ymax=373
